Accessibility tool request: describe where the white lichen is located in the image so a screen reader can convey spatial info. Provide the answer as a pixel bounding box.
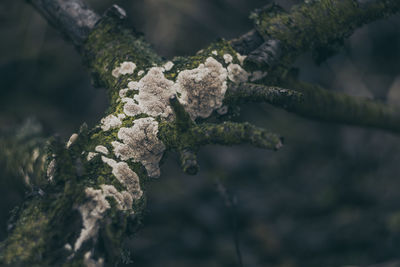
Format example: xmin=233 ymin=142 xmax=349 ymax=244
xmin=66 ymin=133 xmax=79 ymax=148
xmin=212 ymin=50 xmax=218 ymax=56
xmin=84 ymin=251 xmax=104 ymax=267
xmin=95 ymin=145 xmax=109 ymax=155
xmin=64 ymin=243 xmax=72 ymax=251
xmin=47 ymin=159 xmax=56 ymax=182
xmin=74 ymin=183 xmax=136 ymax=254
xmin=74 ymin=187 xmax=110 ymax=251
xmin=175 ymin=57 xmax=228 ymax=120
xmin=122 ymin=68 xmax=175 ymax=118
xmin=100 ymin=184 xmax=134 ymax=210
xmin=87 ymin=152 xmax=98 ymax=161
xmin=112 ymin=62 xmax=137 ymax=78
xmin=163 ymin=61 xmax=174 ymax=71
xmin=227 ymin=63 xmax=250 ymax=83
xmin=112 ymin=118 xmax=165 ymax=178
xmin=138 ymin=70 xmax=145 ymax=76
xmin=101 ymin=156 xmax=143 ymax=199
xmin=32 ymin=148 xmax=40 ymax=162
xmin=223 ymin=54 xmax=233 ymax=64
xmin=119 ymin=88 xmax=129 ymax=98
xmin=236 ymin=52 xmax=247 ymax=65
xmin=100 ymin=114 xmax=122 ymax=131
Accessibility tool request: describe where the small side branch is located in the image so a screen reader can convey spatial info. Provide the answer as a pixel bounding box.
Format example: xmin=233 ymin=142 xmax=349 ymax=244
xmin=228 ymin=82 xmax=400 ymax=133
xmin=226 ymin=83 xmax=303 ymax=108
xmin=27 ymin=0 xmax=100 ymax=46
xmin=169 ymin=95 xmax=195 ymax=132
xmin=192 ymin=122 xmax=283 ymax=151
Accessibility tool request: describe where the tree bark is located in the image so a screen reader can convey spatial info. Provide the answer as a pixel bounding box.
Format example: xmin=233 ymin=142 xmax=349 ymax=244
xmin=0 ymin=0 xmax=399 ymax=266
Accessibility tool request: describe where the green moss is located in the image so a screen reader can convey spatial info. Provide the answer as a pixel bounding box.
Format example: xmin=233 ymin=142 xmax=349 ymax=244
xmin=250 ymin=0 xmax=400 ymax=79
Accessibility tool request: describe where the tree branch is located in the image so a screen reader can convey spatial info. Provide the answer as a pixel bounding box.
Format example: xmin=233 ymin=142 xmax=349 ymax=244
xmin=2 ymin=0 xmax=399 ymax=266
xmin=227 ymin=82 xmax=400 ymax=133
xmin=233 ymin=0 xmax=400 ymax=80
xmin=27 ymin=0 xmax=100 ymax=47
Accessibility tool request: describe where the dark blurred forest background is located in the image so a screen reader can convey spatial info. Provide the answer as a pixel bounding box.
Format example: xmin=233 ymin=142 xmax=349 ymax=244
xmin=1 ymin=0 xmax=400 ymax=266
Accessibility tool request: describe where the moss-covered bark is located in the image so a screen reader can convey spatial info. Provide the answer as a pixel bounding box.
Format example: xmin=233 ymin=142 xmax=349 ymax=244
xmin=1 ymin=0 xmax=400 ymax=266
xmin=250 ymin=0 xmax=400 ymax=78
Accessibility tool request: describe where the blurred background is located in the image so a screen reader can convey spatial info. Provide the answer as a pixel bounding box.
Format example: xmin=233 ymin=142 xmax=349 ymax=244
xmin=1 ymin=0 xmax=400 ymax=266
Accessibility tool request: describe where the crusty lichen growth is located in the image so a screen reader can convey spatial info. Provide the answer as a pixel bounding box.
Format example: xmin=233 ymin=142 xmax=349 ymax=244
xmin=0 ymin=14 xmax=280 ymax=267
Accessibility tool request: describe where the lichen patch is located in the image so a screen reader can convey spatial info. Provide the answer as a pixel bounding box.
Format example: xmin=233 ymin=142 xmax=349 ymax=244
xmin=66 ymin=133 xmax=79 ymax=148
xmin=74 ymin=187 xmax=110 ymax=251
xmin=100 ymin=184 xmax=133 ymax=210
xmin=122 ymin=67 xmax=175 ymax=118
xmin=95 ymin=145 xmax=109 ymax=155
xmin=47 ymin=159 xmax=56 ymax=182
xmin=100 ymin=114 xmax=122 ymax=131
xmin=236 ymin=53 xmax=247 ymax=65
xmin=74 ymin=183 xmax=135 ymax=253
xmin=227 ymin=63 xmax=250 ymax=83
xmin=163 ymin=61 xmax=174 ymax=71
xmin=101 ymin=156 xmax=143 ymax=199
xmin=84 ymin=251 xmax=104 ymax=267
xmin=112 ymin=118 xmax=165 ymax=178
xmin=112 ymin=61 xmax=137 ymax=78
xmin=175 ymin=57 xmax=228 ymax=120
xmin=87 ymin=152 xmax=98 ymax=161
xmin=223 ymin=54 xmax=233 ymax=64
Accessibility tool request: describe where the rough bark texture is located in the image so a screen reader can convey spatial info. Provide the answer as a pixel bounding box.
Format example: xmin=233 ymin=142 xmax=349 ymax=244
xmin=0 ymin=0 xmax=399 ymax=266
xmin=28 ymin=0 xmax=100 ymax=47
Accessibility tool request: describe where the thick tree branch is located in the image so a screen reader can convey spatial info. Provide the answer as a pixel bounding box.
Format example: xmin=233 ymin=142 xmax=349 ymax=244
xmin=232 ymin=0 xmax=400 ymax=80
xmin=2 ymin=0 xmax=400 ymax=266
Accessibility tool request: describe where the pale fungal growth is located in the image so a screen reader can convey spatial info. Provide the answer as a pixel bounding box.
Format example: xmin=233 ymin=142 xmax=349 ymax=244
xmin=250 ymin=70 xmax=268 ymax=82
xmin=138 ymin=70 xmax=145 ymax=76
xmin=122 ymin=67 xmax=175 ymax=118
xmin=212 ymin=50 xmax=218 ymax=56
xmin=223 ymin=54 xmax=233 ymax=64
xmin=64 ymin=243 xmax=72 ymax=251
xmin=112 ymin=61 xmax=136 ymax=78
xmin=32 ymin=148 xmax=40 ymax=162
xmin=127 ymin=81 xmax=136 ymax=89
xmin=95 ymin=145 xmax=109 ymax=155
xmin=227 ymin=63 xmax=250 ymax=83
xmin=87 ymin=152 xmax=98 ymax=161
xmin=66 ymin=133 xmax=79 ymax=148
xmin=74 ymin=187 xmax=110 ymax=251
xmin=163 ymin=61 xmax=174 ymax=71
xmin=100 ymin=114 xmax=122 ymax=131
xmin=100 ymin=184 xmax=134 ymax=210
xmin=112 ymin=118 xmax=166 ymax=178
xmin=119 ymin=88 xmax=129 ymax=98
xmin=74 ymin=183 xmax=136 ymax=253
xmin=175 ymin=57 xmax=228 ymax=119
xmin=118 ymin=56 xmax=242 ymax=121
xmin=47 ymin=159 xmax=56 ymax=182
xmin=236 ymin=53 xmax=247 ymax=65
xmin=101 ymin=156 xmax=143 ymax=199
xmin=84 ymin=251 xmax=104 ymax=267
